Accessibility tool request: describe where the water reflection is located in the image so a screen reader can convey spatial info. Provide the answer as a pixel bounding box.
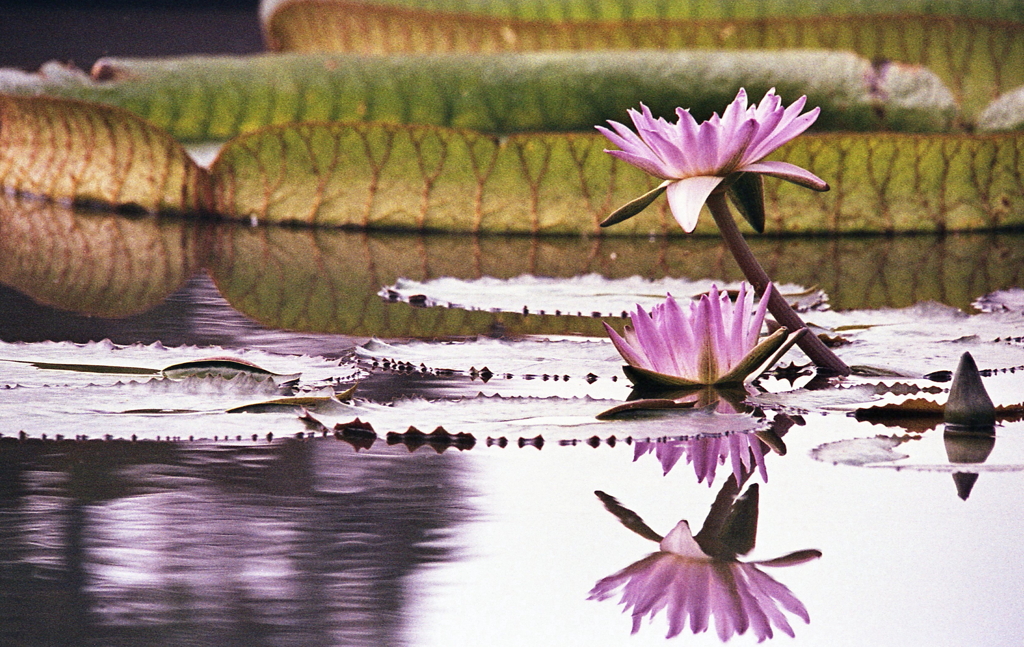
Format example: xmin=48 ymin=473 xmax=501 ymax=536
xmin=592 ymin=474 xmax=820 ymax=641
xmin=0 ymin=439 xmax=468 ymax=647
xmin=628 ymin=386 xmax=773 ymax=486
xmin=944 ymin=427 xmax=998 ymax=500
xmin=2 ymin=195 xmax=1024 ymax=346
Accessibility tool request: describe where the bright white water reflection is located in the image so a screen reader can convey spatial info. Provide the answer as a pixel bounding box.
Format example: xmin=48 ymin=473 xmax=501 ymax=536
xmin=2 ymin=422 xmax=1022 ymax=646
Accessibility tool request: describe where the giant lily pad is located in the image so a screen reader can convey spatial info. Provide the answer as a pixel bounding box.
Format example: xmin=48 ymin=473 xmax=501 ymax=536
xmin=1 ymin=50 xmax=956 ymax=141
xmin=262 ymin=0 xmax=1024 ymax=119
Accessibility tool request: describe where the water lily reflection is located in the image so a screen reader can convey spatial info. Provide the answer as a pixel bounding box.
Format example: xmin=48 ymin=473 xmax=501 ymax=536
xmin=634 ymin=433 xmax=768 ymax=487
xmin=591 ymin=519 xmax=816 ymax=641
xmin=591 ymin=480 xmax=820 ymax=642
xmin=631 ymin=386 xmax=769 ymax=486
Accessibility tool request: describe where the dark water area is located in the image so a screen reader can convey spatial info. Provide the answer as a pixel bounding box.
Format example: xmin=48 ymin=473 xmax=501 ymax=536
xmin=0 ymin=438 xmax=466 ymax=647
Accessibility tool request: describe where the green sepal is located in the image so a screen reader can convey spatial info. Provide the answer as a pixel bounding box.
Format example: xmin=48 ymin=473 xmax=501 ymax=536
xmin=600 ymin=181 xmax=669 ymax=227
xmin=727 ymin=172 xmax=766 ymax=233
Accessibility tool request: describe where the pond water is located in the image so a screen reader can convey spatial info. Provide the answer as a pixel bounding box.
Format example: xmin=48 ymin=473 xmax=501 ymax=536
xmin=2 ymin=199 xmax=1024 ymax=646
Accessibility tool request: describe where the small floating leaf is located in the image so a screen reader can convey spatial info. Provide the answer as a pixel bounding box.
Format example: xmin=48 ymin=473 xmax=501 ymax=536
xmin=162 ymin=357 xmax=299 ymax=382
xmin=854 ymin=398 xmax=945 ymax=432
xmin=811 ymin=437 xmax=910 ymax=466
xmin=13 ymin=360 xmax=160 ymax=375
xmin=595 ymin=398 xmax=696 ymax=420
xmin=227 ymin=395 xmax=343 ymax=414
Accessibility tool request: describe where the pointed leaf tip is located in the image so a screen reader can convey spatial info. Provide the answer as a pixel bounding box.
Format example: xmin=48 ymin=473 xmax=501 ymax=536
xmin=600 ymin=181 xmax=669 ymax=227
xmin=944 ymin=352 xmax=996 ymax=428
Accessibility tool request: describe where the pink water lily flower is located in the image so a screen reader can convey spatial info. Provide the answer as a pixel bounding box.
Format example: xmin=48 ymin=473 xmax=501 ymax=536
xmin=589 ymin=520 xmax=818 ymax=641
xmin=597 ymin=88 xmax=828 ymax=232
xmin=604 ymin=283 xmax=791 ymax=387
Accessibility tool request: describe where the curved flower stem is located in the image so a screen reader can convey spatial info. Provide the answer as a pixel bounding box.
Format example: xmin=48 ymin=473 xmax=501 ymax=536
xmin=706 ymin=192 xmax=851 ymax=376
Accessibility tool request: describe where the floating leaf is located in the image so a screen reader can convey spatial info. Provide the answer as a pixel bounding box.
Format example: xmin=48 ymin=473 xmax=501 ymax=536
xmin=210 ymin=121 xmax=1024 ymax=234
xmin=854 ymin=398 xmax=946 ymax=432
xmin=227 ymin=394 xmax=346 ymax=414
xmin=1 ymin=50 xmax=955 ymax=141
xmin=811 ymin=436 xmax=910 ymax=466
xmin=596 ymin=398 xmax=697 ymax=420
xmin=0 ymin=94 xmax=208 ymax=213
xmin=6 ymin=360 xmax=160 ymax=376
xmin=260 ymin=0 xmax=1024 ymax=24
xmin=162 ymin=357 xmax=301 ymax=386
xmin=263 ymin=0 xmax=1024 ymax=119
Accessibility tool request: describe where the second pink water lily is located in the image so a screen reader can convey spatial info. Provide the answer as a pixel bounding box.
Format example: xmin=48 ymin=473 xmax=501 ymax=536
xmin=604 ymin=283 xmax=796 ymax=387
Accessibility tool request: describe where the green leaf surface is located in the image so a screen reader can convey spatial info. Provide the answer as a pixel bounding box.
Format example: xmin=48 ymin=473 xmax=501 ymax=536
xmin=261 ymin=0 xmax=1024 ymax=24
xmin=0 ymin=94 xmax=209 ymax=213
xmin=210 ymin=121 xmax=1024 ymax=234
xmin=1 ymin=50 xmax=955 ymax=141
xmin=263 ymin=0 xmax=1024 ymax=119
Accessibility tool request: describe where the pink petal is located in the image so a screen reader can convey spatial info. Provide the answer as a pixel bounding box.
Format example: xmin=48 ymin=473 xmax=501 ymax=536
xmin=745 ymin=102 xmax=819 ymax=162
xmin=603 ymin=148 xmax=674 ymax=180
xmin=604 ymin=321 xmax=651 ymax=370
xmin=714 ymin=118 xmax=758 ymax=174
xmin=664 ymin=176 xmax=723 ymax=232
xmin=742 ymin=160 xmax=829 ymax=191
xmin=747 ymin=282 xmax=772 ymax=350
xmin=629 ymin=304 xmax=674 ymax=374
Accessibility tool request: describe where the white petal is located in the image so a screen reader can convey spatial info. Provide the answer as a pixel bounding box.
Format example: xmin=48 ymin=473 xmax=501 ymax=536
xmin=665 ymin=176 xmax=724 ymax=232
xmin=659 ymin=520 xmax=711 ymax=558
